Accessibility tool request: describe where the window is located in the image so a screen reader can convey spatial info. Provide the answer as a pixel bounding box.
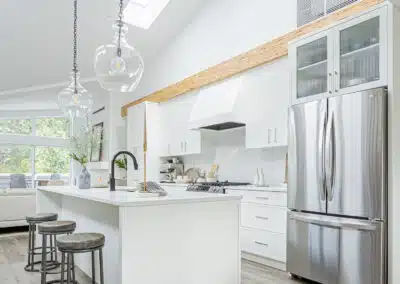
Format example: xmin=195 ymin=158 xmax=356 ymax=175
xmin=35 ymin=146 xmax=70 ymax=175
xmin=0 ymin=115 xmax=71 ymax=188
xmin=0 ymin=119 xmax=32 ymax=135
xmin=0 ymin=145 xmax=33 ymax=188
xmin=36 ymin=117 xmax=69 ymax=138
xmin=124 ymin=0 xmax=170 ymax=29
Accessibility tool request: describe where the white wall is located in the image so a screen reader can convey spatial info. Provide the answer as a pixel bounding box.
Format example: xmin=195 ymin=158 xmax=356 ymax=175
xmin=181 ymin=129 xmax=287 ymax=185
xmin=130 ymin=0 xmax=297 ymax=101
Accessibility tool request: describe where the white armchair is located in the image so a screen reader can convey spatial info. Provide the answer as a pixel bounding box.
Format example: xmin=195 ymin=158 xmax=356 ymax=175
xmin=0 ymin=189 xmax=36 ymax=228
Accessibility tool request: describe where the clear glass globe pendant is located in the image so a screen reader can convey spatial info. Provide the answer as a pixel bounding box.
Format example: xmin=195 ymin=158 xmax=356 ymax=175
xmin=94 ymin=20 xmax=144 ymax=92
xmin=58 ymin=72 xmax=93 ymax=118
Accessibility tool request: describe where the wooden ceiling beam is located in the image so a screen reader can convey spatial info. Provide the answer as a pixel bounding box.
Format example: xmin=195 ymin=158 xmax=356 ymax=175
xmin=121 ymin=0 xmax=383 ymax=117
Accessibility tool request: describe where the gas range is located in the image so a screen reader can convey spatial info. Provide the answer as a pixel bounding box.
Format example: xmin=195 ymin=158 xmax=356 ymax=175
xmin=186 ymin=181 xmax=250 ymax=194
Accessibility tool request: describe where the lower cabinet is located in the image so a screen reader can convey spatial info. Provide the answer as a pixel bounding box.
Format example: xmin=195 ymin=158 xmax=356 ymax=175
xmin=241 ymin=227 xmax=286 ymax=263
xmin=226 ymin=189 xmax=287 ymax=269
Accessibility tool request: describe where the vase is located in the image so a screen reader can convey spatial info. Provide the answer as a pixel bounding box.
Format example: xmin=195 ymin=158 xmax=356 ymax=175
xmin=78 ymin=167 xmax=91 ymax=189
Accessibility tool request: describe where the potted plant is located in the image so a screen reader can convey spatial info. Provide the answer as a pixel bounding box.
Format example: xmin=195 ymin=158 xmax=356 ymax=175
xmin=69 ymin=129 xmax=100 ymax=189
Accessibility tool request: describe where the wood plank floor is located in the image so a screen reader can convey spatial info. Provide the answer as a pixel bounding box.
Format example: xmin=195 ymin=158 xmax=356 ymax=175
xmin=0 ymin=232 xmax=306 ymax=284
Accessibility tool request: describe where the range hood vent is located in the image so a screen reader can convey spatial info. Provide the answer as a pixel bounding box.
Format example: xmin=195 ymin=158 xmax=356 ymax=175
xmin=188 ymin=76 xmax=246 ymax=131
xmin=200 ymin=122 xmax=246 ymax=131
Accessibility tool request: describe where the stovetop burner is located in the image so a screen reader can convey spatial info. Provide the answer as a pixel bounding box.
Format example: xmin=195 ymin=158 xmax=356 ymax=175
xmin=186 ymin=181 xmax=250 ymax=194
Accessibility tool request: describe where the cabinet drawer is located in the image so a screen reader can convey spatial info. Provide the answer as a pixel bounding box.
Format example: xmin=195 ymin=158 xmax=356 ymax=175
xmin=239 ymin=191 xmax=287 ymax=207
xmin=241 ymin=227 xmax=286 ymax=262
xmin=242 ymin=203 xmax=286 ymax=233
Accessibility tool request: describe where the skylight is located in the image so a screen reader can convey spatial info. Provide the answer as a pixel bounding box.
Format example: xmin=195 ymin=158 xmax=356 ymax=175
xmin=124 ymin=0 xmax=170 ymax=30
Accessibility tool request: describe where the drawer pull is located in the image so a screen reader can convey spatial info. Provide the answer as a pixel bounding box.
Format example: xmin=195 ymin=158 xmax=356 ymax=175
xmin=256 ymin=197 xmax=270 ymax=200
xmin=254 ymin=241 xmax=269 ymax=247
xmin=256 ymin=216 xmax=269 ymax=220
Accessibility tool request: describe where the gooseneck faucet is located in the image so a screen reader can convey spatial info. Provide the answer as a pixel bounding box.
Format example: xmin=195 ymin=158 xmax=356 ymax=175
xmin=110 ymin=151 xmax=138 ymax=191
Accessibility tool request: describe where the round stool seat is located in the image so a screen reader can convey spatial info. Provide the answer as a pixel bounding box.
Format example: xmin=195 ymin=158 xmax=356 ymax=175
xmin=38 ymin=221 xmax=76 ymax=234
xmin=57 ymin=233 xmax=105 ymax=251
xmin=26 ymin=213 xmax=58 ymax=223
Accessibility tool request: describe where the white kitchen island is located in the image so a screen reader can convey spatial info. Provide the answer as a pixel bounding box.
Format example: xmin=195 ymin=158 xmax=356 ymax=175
xmin=37 ymin=186 xmax=241 ymax=284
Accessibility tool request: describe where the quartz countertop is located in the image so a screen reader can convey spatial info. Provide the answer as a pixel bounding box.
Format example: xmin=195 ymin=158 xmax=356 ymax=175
xmin=160 ymin=183 xmax=287 ymax=192
xmin=38 ymin=186 xmax=241 ymax=207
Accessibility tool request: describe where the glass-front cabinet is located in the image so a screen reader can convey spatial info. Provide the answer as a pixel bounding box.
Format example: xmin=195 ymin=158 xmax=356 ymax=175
xmin=290 ymin=5 xmax=387 ymax=105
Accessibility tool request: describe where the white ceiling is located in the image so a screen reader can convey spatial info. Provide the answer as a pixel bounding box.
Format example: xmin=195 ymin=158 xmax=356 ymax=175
xmin=0 ymin=0 xmax=206 ymax=109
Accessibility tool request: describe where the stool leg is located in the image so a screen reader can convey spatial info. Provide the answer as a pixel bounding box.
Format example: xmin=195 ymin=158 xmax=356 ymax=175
xmin=99 ymin=248 xmax=104 ymax=284
xmin=67 ymin=253 xmax=71 ymax=284
xmin=54 ymin=235 xmax=58 ymax=263
xmin=31 ymin=224 xmax=36 ymax=270
xmin=27 ymin=223 xmax=32 ymax=267
xmin=61 ymin=252 xmax=65 ymax=284
xmin=92 ymin=251 xmax=96 ymax=284
xmin=71 ymin=254 xmax=76 ymax=284
xmin=50 ymin=234 xmax=54 ymax=263
xmin=41 ymin=234 xmax=47 ymax=284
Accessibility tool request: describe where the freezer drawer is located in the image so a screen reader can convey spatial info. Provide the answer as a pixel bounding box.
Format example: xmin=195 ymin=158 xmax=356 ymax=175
xmin=287 ymin=212 xmax=385 ymax=284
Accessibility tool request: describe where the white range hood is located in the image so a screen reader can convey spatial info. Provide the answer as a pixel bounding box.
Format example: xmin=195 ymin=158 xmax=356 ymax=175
xmin=188 ymin=76 xmax=246 ymax=131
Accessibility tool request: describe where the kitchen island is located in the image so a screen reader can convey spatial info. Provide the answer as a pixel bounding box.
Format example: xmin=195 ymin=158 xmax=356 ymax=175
xmin=37 ymin=186 xmax=241 ymax=284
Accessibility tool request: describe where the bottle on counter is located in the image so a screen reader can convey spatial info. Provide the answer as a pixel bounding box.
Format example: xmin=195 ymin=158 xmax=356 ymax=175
xmin=257 ymin=168 xmax=265 ymax=187
xmin=253 ymin=169 xmax=260 ymax=186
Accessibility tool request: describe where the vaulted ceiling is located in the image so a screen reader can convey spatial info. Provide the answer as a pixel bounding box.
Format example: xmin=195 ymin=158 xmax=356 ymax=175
xmin=0 ymin=0 xmax=206 ymax=109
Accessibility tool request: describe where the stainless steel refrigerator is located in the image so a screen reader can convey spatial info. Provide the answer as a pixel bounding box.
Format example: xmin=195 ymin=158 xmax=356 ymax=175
xmin=287 ymin=87 xmax=387 ymax=284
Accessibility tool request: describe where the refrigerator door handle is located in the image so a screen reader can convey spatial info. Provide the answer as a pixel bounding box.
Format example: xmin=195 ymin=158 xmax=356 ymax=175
xmin=318 ymin=101 xmax=327 ymax=201
xmin=288 ymin=212 xmax=379 ymax=231
xmin=325 ymin=109 xmax=334 ymax=201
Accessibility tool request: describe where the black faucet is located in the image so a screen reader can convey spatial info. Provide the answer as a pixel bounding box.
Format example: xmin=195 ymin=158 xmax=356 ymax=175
xmin=110 ymin=151 xmax=139 ymax=191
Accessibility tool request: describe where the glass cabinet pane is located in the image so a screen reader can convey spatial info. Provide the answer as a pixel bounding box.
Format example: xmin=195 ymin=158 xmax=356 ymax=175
xmin=297 ymin=37 xmax=328 ymax=98
xmin=340 ymin=17 xmax=380 ymax=88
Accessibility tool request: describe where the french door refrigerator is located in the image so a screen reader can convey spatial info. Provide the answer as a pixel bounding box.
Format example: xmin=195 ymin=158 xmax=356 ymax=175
xmin=287 ymin=87 xmax=387 ymax=284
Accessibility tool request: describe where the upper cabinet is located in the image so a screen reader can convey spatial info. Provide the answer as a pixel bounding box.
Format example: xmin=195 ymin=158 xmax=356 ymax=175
xmin=290 ymin=5 xmax=387 ymax=105
xmin=159 ymin=91 xmax=202 ymax=157
xmin=241 ymin=58 xmax=290 ymax=149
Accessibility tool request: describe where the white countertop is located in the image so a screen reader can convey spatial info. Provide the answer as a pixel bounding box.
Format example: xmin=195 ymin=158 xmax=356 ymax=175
xmin=38 ymin=186 xmax=241 ymax=207
xmin=160 ymin=183 xmax=287 ymax=192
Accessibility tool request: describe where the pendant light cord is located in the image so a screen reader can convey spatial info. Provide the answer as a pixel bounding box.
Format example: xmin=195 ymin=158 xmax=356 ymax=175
xmin=73 ymin=0 xmax=78 ymax=93
xmin=117 ymin=0 xmax=124 ymax=57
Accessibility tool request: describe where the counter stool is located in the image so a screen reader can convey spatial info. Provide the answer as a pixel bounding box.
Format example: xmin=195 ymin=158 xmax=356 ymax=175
xmin=57 ymin=233 xmax=105 ymax=284
xmin=25 ymin=213 xmax=58 ymax=272
xmin=39 ymin=221 xmax=77 ymax=284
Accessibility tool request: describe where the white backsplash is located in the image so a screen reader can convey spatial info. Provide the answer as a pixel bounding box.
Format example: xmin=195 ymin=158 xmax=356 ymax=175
xmin=181 ymin=128 xmax=287 ymax=185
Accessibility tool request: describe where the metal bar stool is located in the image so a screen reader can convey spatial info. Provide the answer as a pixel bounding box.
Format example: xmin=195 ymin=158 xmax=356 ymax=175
xmin=25 ymin=213 xmax=58 ymax=272
xmin=57 ymin=233 xmax=105 ymax=284
xmin=39 ymin=220 xmax=77 ymax=284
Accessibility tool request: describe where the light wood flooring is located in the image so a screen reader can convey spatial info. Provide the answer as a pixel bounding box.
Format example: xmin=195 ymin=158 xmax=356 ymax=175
xmin=0 ymin=231 xmax=306 ymax=284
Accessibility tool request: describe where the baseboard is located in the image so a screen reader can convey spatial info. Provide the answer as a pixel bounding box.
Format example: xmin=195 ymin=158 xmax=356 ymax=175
xmin=241 ymin=251 xmax=287 ymax=271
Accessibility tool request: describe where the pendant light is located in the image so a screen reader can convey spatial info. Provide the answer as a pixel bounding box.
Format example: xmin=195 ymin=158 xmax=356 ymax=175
xmin=94 ymin=0 xmax=144 ymax=93
xmin=58 ymin=0 xmax=93 ymax=119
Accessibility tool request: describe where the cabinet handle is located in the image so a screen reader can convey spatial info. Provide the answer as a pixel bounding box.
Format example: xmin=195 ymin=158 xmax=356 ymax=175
xmin=329 ymin=73 xmax=333 ymax=94
xmin=256 ymin=216 xmax=269 ymax=220
xmin=274 ymin=128 xmax=277 ymax=143
xmin=256 ymin=197 xmax=270 ymax=200
xmin=254 ymin=241 xmax=269 ymax=247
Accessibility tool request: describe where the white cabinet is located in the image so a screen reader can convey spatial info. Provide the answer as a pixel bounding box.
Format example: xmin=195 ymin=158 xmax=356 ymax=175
xmin=159 ymin=91 xmax=202 ymax=157
xmin=126 ymin=102 xmax=160 ymax=184
xmin=242 ymin=58 xmax=290 ymax=149
xmin=290 ymin=5 xmax=388 ymax=105
xmin=226 ymin=188 xmax=287 ymax=269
